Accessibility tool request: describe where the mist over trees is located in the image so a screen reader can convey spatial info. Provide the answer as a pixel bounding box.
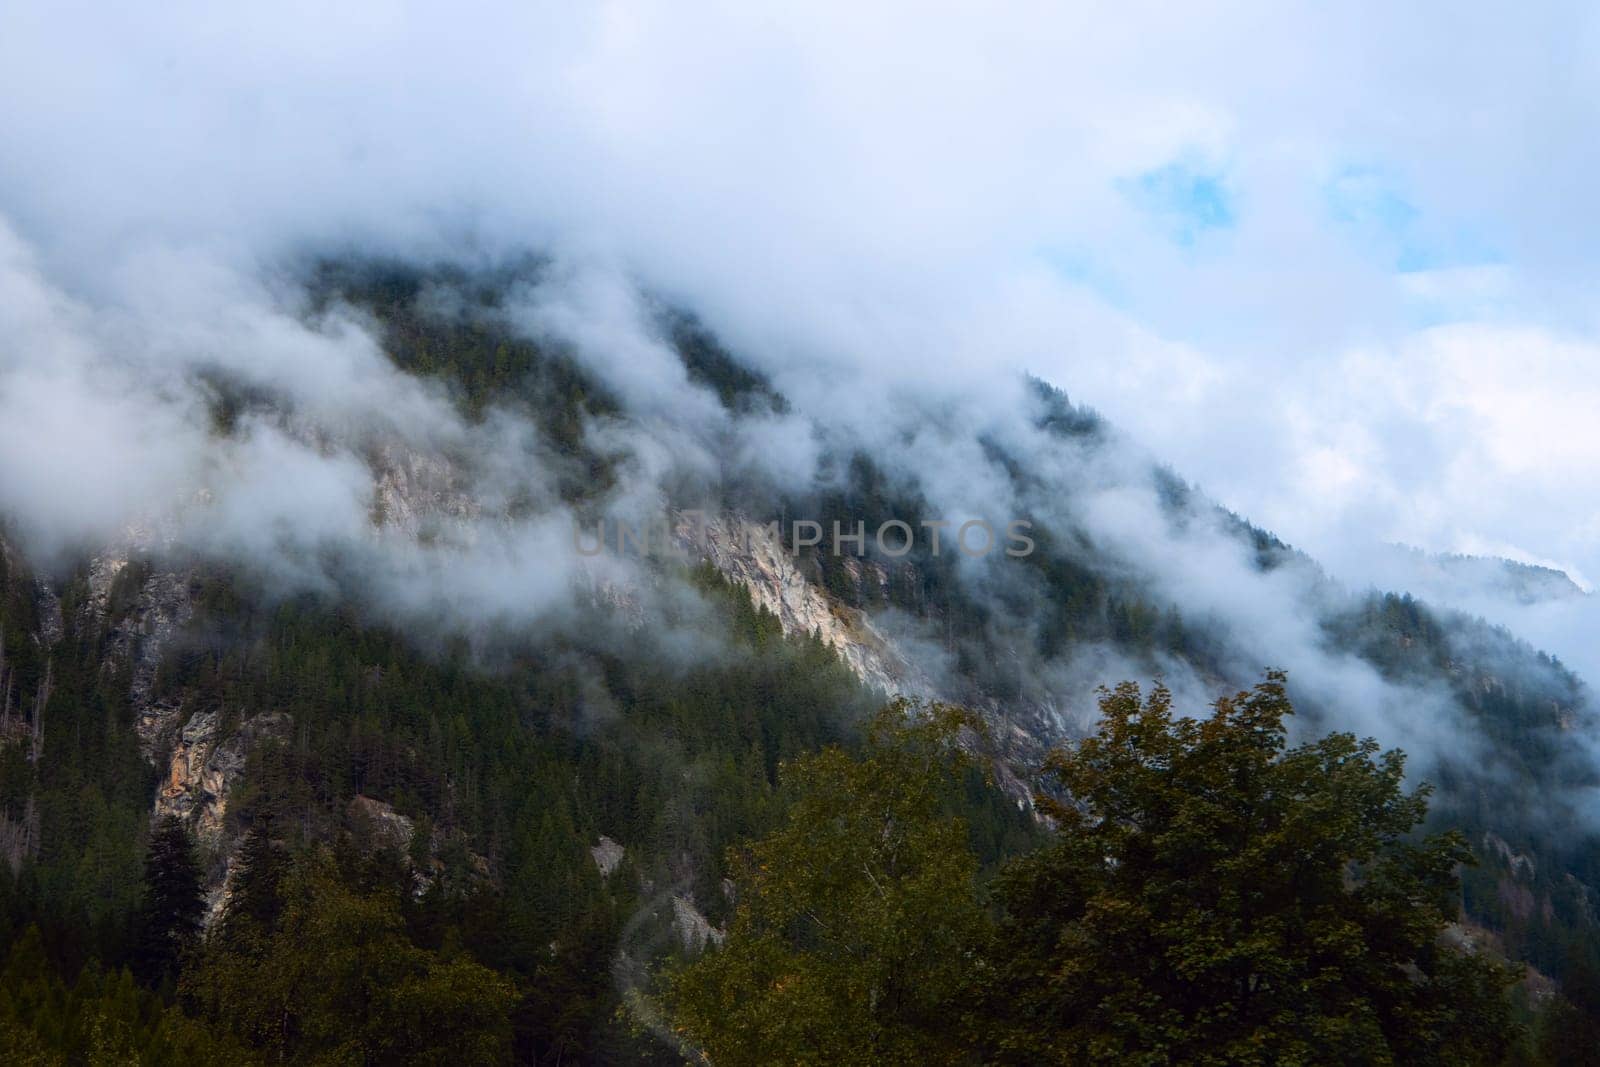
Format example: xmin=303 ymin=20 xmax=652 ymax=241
xmin=3 ymin=2 xmax=1600 ymax=1062
xmin=0 ymin=266 xmax=1593 ymax=1063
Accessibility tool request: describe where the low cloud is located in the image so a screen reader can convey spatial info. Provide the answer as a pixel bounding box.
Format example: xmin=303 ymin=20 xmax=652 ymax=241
xmin=0 ymin=1 xmax=1596 ymax=794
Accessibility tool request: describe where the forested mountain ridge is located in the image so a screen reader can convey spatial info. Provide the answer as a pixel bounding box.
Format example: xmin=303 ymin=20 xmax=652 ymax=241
xmin=0 ymin=257 xmax=1596 ymax=1060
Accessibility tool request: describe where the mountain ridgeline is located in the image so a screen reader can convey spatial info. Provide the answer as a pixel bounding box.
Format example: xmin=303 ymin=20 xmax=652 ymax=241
xmin=0 ymin=257 xmax=1596 ymax=1062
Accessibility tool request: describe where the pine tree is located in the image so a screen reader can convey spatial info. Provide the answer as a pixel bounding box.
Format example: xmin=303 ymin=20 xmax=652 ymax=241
xmin=133 ymin=816 xmax=204 ymax=989
xmin=217 ymin=820 xmax=287 ymax=946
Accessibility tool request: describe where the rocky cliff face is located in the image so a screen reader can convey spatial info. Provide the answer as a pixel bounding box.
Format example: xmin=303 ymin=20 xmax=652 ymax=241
xmin=0 ymin=441 xmax=595 ymax=919
xmin=369 ymin=439 xmax=482 ymax=537
xmin=670 ymin=894 xmax=726 ymax=953
xmin=86 ymin=554 xmax=196 ymax=761
xmin=8 ymin=427 xmax=1037 ymax=919
xmin=590 ymin=835 xmax=626 ymax=878
xmin=675 ymin=513 xmax=1045 ymax=812
xmin=157 ymin=709 xmax=294 ymax=849
xmin=157 ymin=709 xmax=294 ymax=924
xmin=678 ymin=514 xmax=934 ymax=700
xmin=59 ymin=543 xmax=277 ymax=925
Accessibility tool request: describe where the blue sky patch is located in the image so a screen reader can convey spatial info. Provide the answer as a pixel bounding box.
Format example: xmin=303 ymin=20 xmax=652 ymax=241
xmin=1034 ymin=244 xmax=1129 ymax=307
xmin=1325 ymin=165 xmax=1501 ymax=273
xmin=1325 ymin=166 xmax=1418 ymax=237
xmin=1121 ymin=161 xmax=1236 ymax=246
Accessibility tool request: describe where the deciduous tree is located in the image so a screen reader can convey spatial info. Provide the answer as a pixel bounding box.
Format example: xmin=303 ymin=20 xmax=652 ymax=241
xmin=985 ymin=673 xmax=1518 ymax=1065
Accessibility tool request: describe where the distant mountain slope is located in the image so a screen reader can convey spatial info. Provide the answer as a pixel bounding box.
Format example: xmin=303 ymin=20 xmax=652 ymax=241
xmin=328 ymin=254 xmax=1600 ymax=947
xmin=1 ymin=255 xmax=1597 ymax=1054
xmin=320 ymin=257 xmax=1600 ymax=993
xmin=1366 ymin=543 xmax=1588 ymax=607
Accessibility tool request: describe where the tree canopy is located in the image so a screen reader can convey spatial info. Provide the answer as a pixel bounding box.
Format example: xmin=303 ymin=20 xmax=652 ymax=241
xmin=132 ymin=816 xmax=204 ymax=991
xmin=666 ymin=701 xmax=992 ymax=1065
xmin=988 ymin=673 xmax=1518 ymax=1065
xmin=671 ymin=675 xmax=1522 ymax=1065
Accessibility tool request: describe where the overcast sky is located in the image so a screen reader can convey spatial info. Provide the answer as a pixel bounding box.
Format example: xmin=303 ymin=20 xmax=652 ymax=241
xmin=3 ymin=1 xmax=1599 ymax=618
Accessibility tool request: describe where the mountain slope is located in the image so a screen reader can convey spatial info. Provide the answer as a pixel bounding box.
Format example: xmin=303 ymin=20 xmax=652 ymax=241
xmin=0 ymin=255 xmax=1596 ymax=1056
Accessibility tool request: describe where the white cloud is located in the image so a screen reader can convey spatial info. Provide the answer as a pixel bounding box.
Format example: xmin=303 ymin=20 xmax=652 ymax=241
xmin=2 ymin=0 xmax=1599 ymax=682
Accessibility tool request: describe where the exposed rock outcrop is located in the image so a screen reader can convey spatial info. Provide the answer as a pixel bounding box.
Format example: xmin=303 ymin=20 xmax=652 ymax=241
xmin=346 ymin=793 xmax=493 ymax=899
xmin=88 ymin=558 xmax=196 ymax=761
xmin=151 ymin=708 xmax=292 ymax=925
xmin=671 ymin=894 xmax=725 ymax=954
xmin=349 ymin=793 xmax=417 ymax=853
xmin=369 ymin=440 xmax=482 ymax=537
xmin=675 ymin=512 xmax=1052 ymax=812
xmin=679 ymin=514 xmax=933 ymax=699
xmin=32 ymin=582 xmax=62 ymax=648
xmin=591 ymin=836 xmax=625 ymax=878
xmin=1484 ymin=830 xmax=1537 ymax=881
xmin=157 ymin=709 xmax=293 ymax=849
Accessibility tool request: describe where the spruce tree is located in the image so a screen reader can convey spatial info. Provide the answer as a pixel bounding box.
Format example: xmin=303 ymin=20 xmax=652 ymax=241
xmin=133 ymin=816 xmax=204 ymax=988
xmin=218 ymin=820 xmax=287 ymax=946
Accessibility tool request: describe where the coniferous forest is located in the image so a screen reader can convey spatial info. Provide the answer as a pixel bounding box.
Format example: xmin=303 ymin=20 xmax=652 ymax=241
xmin=2 ymin=269 xmax=1599 ymax=1063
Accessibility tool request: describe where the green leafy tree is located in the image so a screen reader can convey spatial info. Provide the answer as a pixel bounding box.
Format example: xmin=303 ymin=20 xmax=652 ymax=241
xmin=666 ymin=701 xmax=993 ymax=1065
xmin=986 ymin=673 xmax=1518 ymax=1066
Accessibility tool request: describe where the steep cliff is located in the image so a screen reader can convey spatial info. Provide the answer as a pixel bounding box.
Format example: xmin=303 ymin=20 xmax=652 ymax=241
xmin=678 ymin=514 xmax=932 ymax=699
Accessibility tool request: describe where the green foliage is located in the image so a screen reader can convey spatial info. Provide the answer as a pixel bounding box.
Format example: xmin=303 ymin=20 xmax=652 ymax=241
xmin=0 ymin=925 xmax=250 ymax=1065
xmin=0 ymin=548 xmax=893 ymax=1059
xmin=0 ymin=560 xmax=158 ymax=970
xmin=1328 ymin=591 xmax=1600 ymax=1001
xmin=151 ymin=565 xmax=881 ymax=1058
xmin=670 ymin=675 xmax=1529 ymax=1066
xmin=184 ymin=847 xmax=516 ymax=1064
xmin=666 ymin=311 xmax=787 ymax=415
xmin=666 ymin=701 xmax=993 ymax=1065
xmin=985 ymin=673 xmax=1520 ymax=1065
xmin=216 ymin=821 xmax=288 ymax=947
xmin=132 ymin=816 xmax=204 ymax=989
xmin=5 ymin=275 xmax=1592 ymax=1060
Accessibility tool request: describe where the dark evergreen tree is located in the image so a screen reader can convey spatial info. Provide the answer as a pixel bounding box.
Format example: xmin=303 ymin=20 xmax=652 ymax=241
xmin=218 ymin=820 xmax=287 ymax=945
xmin=133 ymin=816 xmax=205 ymax=989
